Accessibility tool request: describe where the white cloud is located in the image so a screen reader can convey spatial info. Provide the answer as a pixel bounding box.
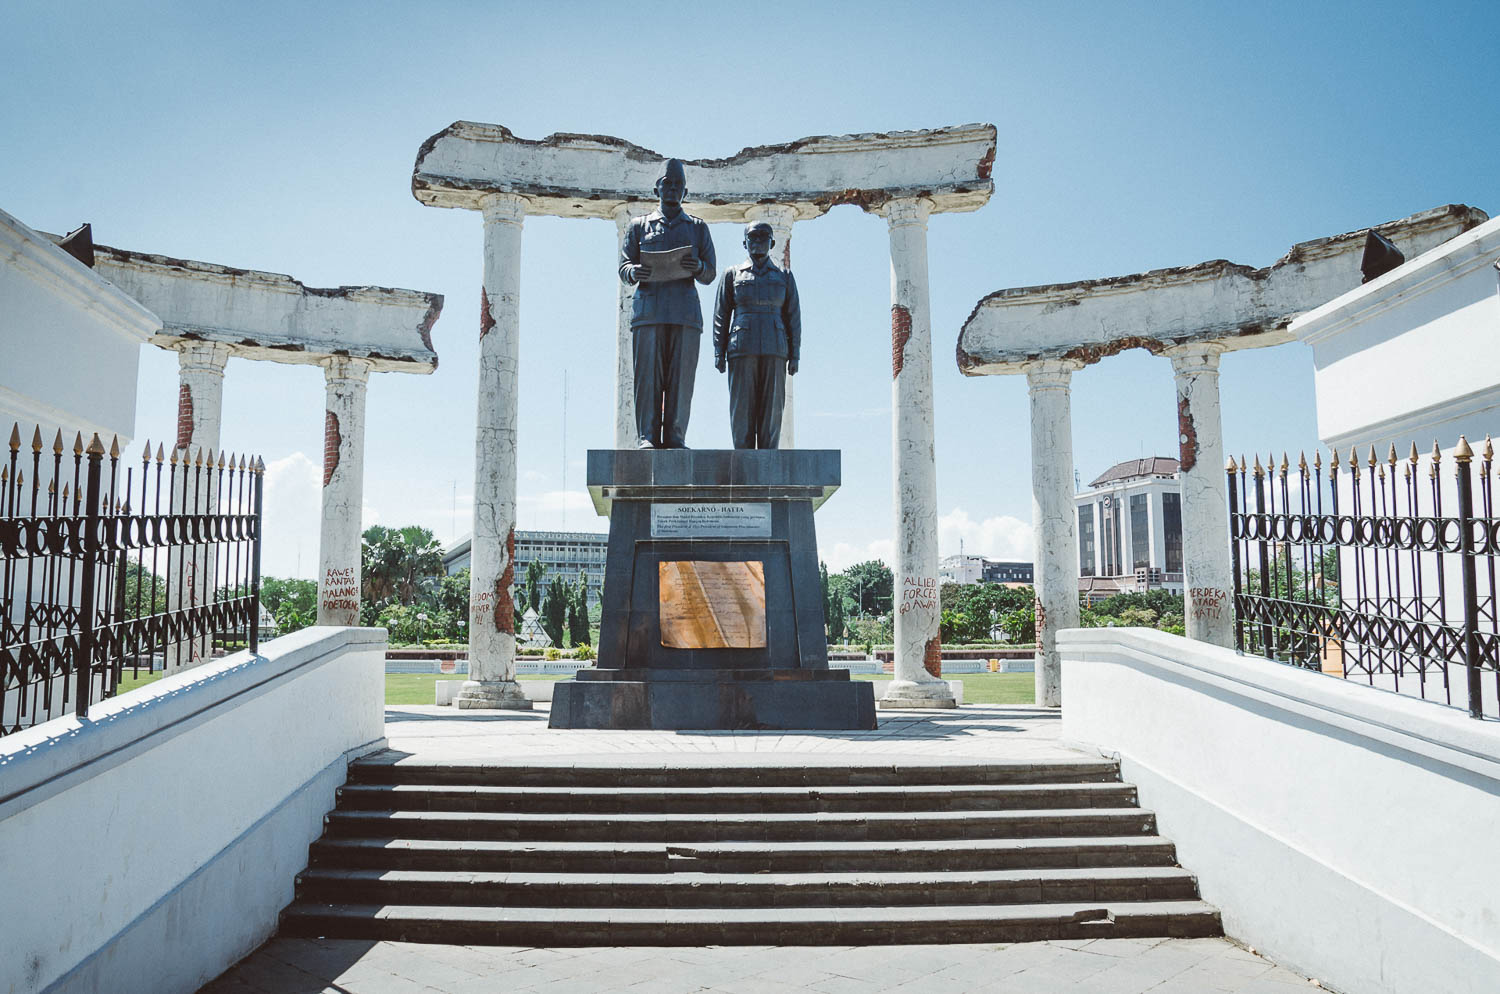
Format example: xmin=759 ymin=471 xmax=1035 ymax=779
xmin=938 ymin=507 xmax=1033 ymax=562
xmin=823 ymin=537 xmax=895 ymax=573
xmin=260 ymin=452 xmax=322 ymax=580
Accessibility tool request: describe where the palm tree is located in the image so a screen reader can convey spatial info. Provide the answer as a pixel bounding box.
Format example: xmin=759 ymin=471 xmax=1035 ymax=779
xmin=362 ymin=525 xmax=446 ymax=607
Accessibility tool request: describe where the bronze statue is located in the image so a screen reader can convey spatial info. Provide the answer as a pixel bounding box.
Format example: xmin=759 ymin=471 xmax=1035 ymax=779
xmin=713 ymin=221 xmax=800 ymax=449
xmin=618 ymin=159 xmax=717 ymax=448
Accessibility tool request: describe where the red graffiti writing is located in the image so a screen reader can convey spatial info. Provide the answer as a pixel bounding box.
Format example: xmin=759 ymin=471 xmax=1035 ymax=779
xmin=899 ymin=574 xmax=938 ymax=616
xmin=1190 ymin=587 xmax=1227 ymax=620
xmin=321 ymin=565 xmax=359 ymax=614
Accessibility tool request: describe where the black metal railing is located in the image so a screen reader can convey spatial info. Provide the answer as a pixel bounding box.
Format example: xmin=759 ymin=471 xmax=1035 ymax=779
xmin=1 ymin=424 xmax=264 ymax=736
xmin=1228 ymin=436 xmax=1498 ymax=719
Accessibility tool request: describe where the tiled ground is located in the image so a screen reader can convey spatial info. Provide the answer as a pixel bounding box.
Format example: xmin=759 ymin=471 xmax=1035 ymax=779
xmin=198 ymin=704 xmax=1327 ymax=993
xmin=202 ymin=936 xmax=1320 ymax=993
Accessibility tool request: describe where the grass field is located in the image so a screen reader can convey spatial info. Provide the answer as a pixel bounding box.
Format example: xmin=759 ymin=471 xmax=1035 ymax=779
xmin=387 ymin=672 xmax=1034 ymax=707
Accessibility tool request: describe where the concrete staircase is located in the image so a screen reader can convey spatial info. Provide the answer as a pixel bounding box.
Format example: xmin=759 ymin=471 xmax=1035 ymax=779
xmin=279 ymin=758 xmax=1221 ymax=945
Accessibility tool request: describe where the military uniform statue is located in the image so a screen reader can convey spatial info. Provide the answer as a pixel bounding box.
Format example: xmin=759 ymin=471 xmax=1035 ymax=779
xmin=618 ymin=159 xmax=717 ymax=448
xmin=712 ymin=221 xmax=801 ymax=449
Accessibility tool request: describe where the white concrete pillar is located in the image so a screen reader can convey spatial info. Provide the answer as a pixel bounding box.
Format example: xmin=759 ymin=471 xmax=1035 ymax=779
xmin=1025 ymin=359 xmax=1083 ymax=707
xmin=317 ymin=357 xmax=371 ymax=627
xmin=167 ymin=342 xmax=231 ymax=673
xmin=1167 ymin=342 xmax=1234 ymax=647
xmin=879 ymin=197 xmax=953 ymax=709
xmin=744 ymin=203 xmax=798 ymax=448
xmin=612 ymin=203 xmax=652 ymax=449
xmin=457 ymin=193 xmax=532 ymax=710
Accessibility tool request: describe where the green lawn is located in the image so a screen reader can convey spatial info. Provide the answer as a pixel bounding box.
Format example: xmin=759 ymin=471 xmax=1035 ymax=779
xmin=114 ymin=671 xmax=164 ymax=695
xmin=386 ymin=671 xmax=1033 ymax=706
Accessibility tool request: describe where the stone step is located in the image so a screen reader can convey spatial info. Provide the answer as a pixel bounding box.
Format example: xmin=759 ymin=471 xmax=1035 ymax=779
xmin=307 ymin=835 xmax=1180 ymax=874
xmin=332 ymin=781 xmax=1139 ymax=814
xmin=345 ymin=759 xmax=1123 ymax=789
xmin=293 ymin=866 xmax=1201 ymax=908
xmin=278 ymin=899 xmax=1223 ymax=945
xmin=320 ymin=807 xmax=1157 ymax=843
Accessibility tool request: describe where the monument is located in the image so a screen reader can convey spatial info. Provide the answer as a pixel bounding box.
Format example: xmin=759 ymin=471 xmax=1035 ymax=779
xmin=549 ymin=168 xmax=873 ymax=729
xmin=713 ymin=221 xmax=800 ymax=450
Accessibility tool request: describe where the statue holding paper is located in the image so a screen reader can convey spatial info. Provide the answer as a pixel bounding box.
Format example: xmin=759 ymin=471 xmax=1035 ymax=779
xmin=618 ymin=159 xmax=717 ymax=448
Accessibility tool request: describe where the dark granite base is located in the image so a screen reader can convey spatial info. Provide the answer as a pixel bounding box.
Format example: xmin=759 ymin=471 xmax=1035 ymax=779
xmin=550 ymin=670 xmax=876 ymax=731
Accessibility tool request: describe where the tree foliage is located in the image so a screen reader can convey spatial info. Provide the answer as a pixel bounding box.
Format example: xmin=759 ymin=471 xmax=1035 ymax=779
xmin=361 ymin=525 xmax=445 ymax=608
xmin=938 ymin=582 xmax=1035 ymax=643
xmin=839 ymin=560 xmax=893 ymax=616
xmin=541 ymin=576 xmax=568 ymax=648
xmin=567 ymin=571 xmax=591 ymax=647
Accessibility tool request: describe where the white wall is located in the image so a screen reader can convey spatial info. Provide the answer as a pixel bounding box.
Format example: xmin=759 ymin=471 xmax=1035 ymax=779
xmin=1060 ymin=627 xmax=1500 ymax=994
xmin=0 ymin=626 xmax=386 ymax=994
xmin=1293 ymin=216 xmax=1500 ymax=453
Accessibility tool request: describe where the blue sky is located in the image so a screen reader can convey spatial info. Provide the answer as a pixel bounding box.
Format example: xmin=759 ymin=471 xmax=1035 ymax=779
xmin=4 ymin=1 xmax=1496 ymax=577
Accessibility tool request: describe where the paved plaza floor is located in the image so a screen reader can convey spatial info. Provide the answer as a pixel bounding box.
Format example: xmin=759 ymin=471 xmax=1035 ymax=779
xmin=199 ymin=704 xmax=1326 ymax=993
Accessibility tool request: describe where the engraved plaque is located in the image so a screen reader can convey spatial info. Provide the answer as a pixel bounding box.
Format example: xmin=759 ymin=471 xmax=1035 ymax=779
xmin=658 ymin=560 xmax=767 ymax=649
xmin=651 ymin=502 xmax=772 ymax=539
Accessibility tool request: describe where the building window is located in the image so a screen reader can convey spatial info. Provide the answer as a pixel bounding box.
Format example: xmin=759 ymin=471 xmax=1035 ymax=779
xmin=1078 ymin=506 xmax=1096 ymax=577
xmin=1162 ymin=492 xmax=1183 ymax=573
xmin=1130 ymin=493 xmax=1150 ymax=570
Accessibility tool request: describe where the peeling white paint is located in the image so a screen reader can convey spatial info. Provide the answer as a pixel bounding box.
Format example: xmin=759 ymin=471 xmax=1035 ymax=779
xmin=958 ymin=205 xmax=1487 ymax=373
xmin=94 ymin=246 xmax=442 ymax=373
xmin=1025 ymin=359 xmax=1083 ymax=707
xmin=317 ymin=357 xmax=370 ymax=627
xmin=880 ymin=198 xmax=953 ymax=709
xmin=1167 ymin=344 xmax=1234 ymax=647
xmin=457 ymin=193 xmax=531 ymax=711
xmin=166 ymin=342 xmax=230 ymax=673
xmin=413 ymin=123 xmax=996 ymax=221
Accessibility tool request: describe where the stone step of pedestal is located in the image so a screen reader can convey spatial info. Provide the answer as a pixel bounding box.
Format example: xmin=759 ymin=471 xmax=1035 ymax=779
xmin=307 ymin=835 xmax=1182 ymax=874
xmin=292 ymin=865 xmax=1202 ymax=908
xmin=278 ymin=899 xmax=1223 ymax=946
xmin=320 ymin=807 xmax=1158 ymax=843
xmin=332 ymin=781 xmax=1139 ymax=814
xmin=345 ymin=759 xmax=1123 ymax=788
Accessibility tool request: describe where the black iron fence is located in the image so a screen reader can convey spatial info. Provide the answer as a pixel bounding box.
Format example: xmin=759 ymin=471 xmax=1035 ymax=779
xmin=1228 ymin=437 xmax=1498 ymax=719
xmin=1 ymin=424 xmax=263 ymax=737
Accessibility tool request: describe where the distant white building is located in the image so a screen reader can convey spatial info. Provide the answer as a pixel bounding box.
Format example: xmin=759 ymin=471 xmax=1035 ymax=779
xmin=1075 ymin=457 xmax=1185 ymax=603
xmin=444 ymin=530 xmax=608 ymax=607
xmin=937 ymin=554 xmax=1034 ymax=586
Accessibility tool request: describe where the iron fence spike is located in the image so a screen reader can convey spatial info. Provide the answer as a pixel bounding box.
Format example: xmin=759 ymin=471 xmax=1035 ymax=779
xmin=31 ymin=426 xmax=42 ymax=453
xmin=1 ymin=466 xmax=7 ymax=484
xmin=54 ymin=429 xmax=65 ymax=455
xmin=1313 ymin=450 xmax=1322 ymax=469
xmin=1252 ymin=454 xmax=1264 ymax=477
xmin=1225 ymin=455 xmax=1237 ymax=472
xmin=61 ymin=483 xmax=68 ymax=500
xmin=48 ymin=479 xmax=55 ymax=494
xmin=195 ymin=447 xmax=204 ymax=467
xmin=156 ymin=443 xmax=165 ymax=463
xmin=1454 ymin=435 xmax=1474 ymax=463
xmin=1486 ymin=435 xmax=1495 ymax=461
xmin=1432 ymin=441 xmax=1443 ymax=462
xmin=1388 ymin=443 xmax=1397 ymax=465
xmin=87 ymin=433 xmax=105 ymax=456
xmin=1330 ymin=449 xmax=1340 ymax=470
xmin=1280 ymin=452 xmax=1289 ymax=475
xmin=9 ymin=423 xmax=21 ymax=451
xmin=1409 ymin=441 xmax=1420 ymax=464
xmin=1367 ymin=446 xmax=1377 ymax=467
xmin=109 ymin=436 xmax=120 ymax=459
xmin=169 ymin=447 xmax=179 ymax=466
xmin=1298 ymin=451 xmax=1308 ymax=472
xmin=142 ymin=441 xmax=151 ymax=462
xmin=217 ymin=451 xmax=226 ymax=468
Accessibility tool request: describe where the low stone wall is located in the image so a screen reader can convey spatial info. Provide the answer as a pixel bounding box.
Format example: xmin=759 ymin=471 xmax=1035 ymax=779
xmin=1060 ymin=627 xmax=1500 ymax=994
xmin=0 ymin=626 xmax=387 ymax=994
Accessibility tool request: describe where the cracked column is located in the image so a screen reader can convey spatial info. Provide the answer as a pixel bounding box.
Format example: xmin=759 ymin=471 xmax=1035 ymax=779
xmin=612 ymin=203 xmax=652 ymax=449
xmin=880 ymin=197 xmax=953 ymax=709
xmin=1167 ymin=342 xmax=1234 ymax=647
xmin=317 ymin=357 xmax=371 ymax=626
xmin=167 ymin=342 xmax=231 ymax=673
xmin=457 ymin=193 xmax=532 ymax=710
xmin=744 ymin=203 xmax=798 ymax=447
xmin=1025 ymin=359 xmax=1082 ymax=707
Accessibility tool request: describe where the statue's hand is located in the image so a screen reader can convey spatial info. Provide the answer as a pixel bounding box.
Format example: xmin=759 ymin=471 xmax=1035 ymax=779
xmin=679 ymin=253 xmax=700 ymax=277
xmin=787 ymin=358 xmax=799 ymax=376
xmin=631 ymin=263 xmax=652 ymax=283
xmin=715 ymin=357 xmax=727 ymax=374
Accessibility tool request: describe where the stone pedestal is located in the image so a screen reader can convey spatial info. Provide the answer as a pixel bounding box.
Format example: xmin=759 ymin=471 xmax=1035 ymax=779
xmin=549 ymin=449 xmax=875 ymax=730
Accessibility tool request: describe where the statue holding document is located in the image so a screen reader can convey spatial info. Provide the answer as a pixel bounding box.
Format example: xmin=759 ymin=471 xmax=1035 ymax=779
xmin=618 ymin=159 xmax=717 ymax=448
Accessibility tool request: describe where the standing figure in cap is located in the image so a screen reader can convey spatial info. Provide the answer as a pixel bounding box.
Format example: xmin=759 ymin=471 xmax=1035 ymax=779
xmin=618 ymin=159 xmax=717 ymax=448
xmin=712 ymin=221 xmax=800 ymax=449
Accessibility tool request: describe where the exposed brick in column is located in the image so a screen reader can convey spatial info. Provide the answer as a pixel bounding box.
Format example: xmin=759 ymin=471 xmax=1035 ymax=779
xmin=175 ymin=384 xmax=194 ymax=449
xmin=494 ymin=526 xmax=516 ymax=635
xmin=891 ymin=304 xmax=912 ymax=379
xmin=323 ymin=410 xmax=342 ymax=486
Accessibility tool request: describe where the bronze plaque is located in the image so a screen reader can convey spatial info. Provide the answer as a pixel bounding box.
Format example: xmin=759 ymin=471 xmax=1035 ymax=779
xmin=658 ymin=560 xmax=767 ymax=649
